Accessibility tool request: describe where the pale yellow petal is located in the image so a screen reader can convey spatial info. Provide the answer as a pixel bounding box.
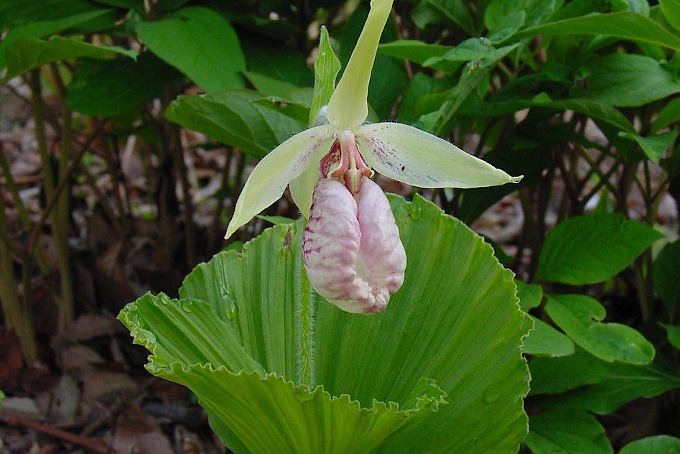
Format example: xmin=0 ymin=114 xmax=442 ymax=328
xmin=289 ymin=138 xmax=334 ymax=218
xmin=357 ymin=122 xmax=522 ymax=188
xmin=225 ymin=125 xmax=333 ymax=239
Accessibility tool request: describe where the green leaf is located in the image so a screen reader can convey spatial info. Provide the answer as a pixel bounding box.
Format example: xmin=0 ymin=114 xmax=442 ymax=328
xmin=0 ymin=0 xmax=103 ymax=30
xmin=0 ymin=9 xmax=116 ymax=68
xmin=536 ymin=213 xmax=663 ymax=285
xmin=256 ymin=215 xmax=296 ymax=226
xmin=516 ymin=12 xmax=680 ymax=52
xmin=424 ymin=39 xmax=519 ymax=72
xmin=245 ymin=72 xmax=300 ymax=99
xmin=652 ymin=97 xmax=680 ymax=133
xmin=92 ymin=0 xmax=144 ymax=13
xmin=427 ymin=43 xmax=520 ymax=134
xmin=67 ymin=53 xmax=182 ymax=117
xmin=309 ymin=26 xmax=340 ymax=126
xmin=620 ymin=130 xmax=678 ymax=163
xmin=485 ymin=0 xmax=562 ymax=29
xmin=396 ymin=72 xmax=453 ymax=124
xmin=660 ymin=0 xmax=680 ymax=32
xmin=517 ymin=281 xmax=543 ymax=311
xmin=530 ymin=95 xmax=636 ymax=133
xmin=654 ymin=240 xmax=680 ymax=309
xmin=378 ymin=40 xmax=452 ymax=67
xmin=488 ymin=10 xmax=527 ymax=44
xmin=572 ymin=54 xmax=680 ymax=107
xmin=661 ymin=324 xmax=680 ymax=350
xmin=525 ymin=409 xmax=613 ymax=454
xmin=612 ymin=0 xmax=650 ymax=15
xmin=2 ymin=36 xmax=136 ymax=81
xmin=545 ymin=294 xmax=655 ymax=364
xmin=242 ymin=38 xmax=312 ymax=89
xmin=164 ymin=89 xmax=305 ymax=157
xmin=253 ymin=97 xmax=310 ymax=125
xmin=621 ymin=435 xmax=680 ymax=454
xmin=530 ymin=349 xmax=680 ymax=414
xmin=136 ymin=7 xmax=245 ymax=92
xmin=522 ymin=316 xmax=576 ymax=357
xmin=119 ymin=195 xmax=530 ymax=453
xmin=1 ymin=9 xmax=112 ymax=44
xmin=420 ymin=0 xmax=476 ymax=35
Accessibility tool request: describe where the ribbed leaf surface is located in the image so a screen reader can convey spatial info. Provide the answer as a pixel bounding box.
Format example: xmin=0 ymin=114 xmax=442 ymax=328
xmin=119 ymin=195 xmax=529 ymax=453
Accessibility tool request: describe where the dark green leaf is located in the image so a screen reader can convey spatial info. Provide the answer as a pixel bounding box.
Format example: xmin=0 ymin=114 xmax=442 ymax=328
xmin=0 ymin=0 xmax=103 ymax=30
xmin=536 ymin=213 xmax=663 ymax=285
xmin=517 ymin=12 xmax=680 ymax=51
xmin=661 ymin=324 xmax=680 ymax=350
xmin=396 ymin=73 xmax=453 ymax=124
xmin=526 ymin=409 xmax=613 ymax=454
xmin=0 ymin=9 xmax=116 ymax=68
xmin=660 ymin=0 xmax=680 ymax=32
xmin=2 ymin=36 xmax=136 ymax=81
xmin=653 ymin=240 xmax=680 ymax=309
xmin=242 ymin=37 xmax=312 ymax=89
xmin=545 ymin=294 xmax=655 ymax=364
xmin=523 ymin=316 xmax=576 ymax=357
xmin=530 ymin=95 xmax=636 ymax=133
xmin=420 ymin=0 xmax=476 ymax=34
xmin=652 ymin=97 xmax=680 ymax=133
xmin=136 ymin=7 xmax=245 ymax=92
xmin=488 ymin=10 xmax=527 ymax=44
xmin=619 ymin=130 xmax=678 ymax=163
xmin=517 ymin=281 xmax=543 ymax=311
xmin=378 ymin=40 xmax=450 ymax=65
xmin=256 ymin=215 xmax=296 ymax=226
xmin=164 ymin=89 xmax=305 ymax=157
xmin=620 ymin=435 xmax=680 ymax=454
xmin=67 ymin=53 xmax=182 ymax=116
xmin=253 ymin=97 xmax=310 ymax=124
xmin=611 ymin=0 xmax=650 ymax=15
xmin=530 ymin=349 xmax=680 ymax=414
xmin=3 ymin=9 xmax=112 ymax=42
xmin=245 ymin=72 xmax=300 ymax=99
xmin=572 ymin=54 xmax=680 ymax=107
xmin=92 ymin=0 xmax=144 ymax=14
xmin=424 ymin=39 xmax=519 ymax=72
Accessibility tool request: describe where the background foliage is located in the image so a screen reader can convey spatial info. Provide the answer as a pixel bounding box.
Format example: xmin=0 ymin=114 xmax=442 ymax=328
xmin=1 ymin=0 xmax=680 ymax=452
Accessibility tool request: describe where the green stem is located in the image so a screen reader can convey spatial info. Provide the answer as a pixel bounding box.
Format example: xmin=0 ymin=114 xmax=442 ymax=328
xmin=0 ymin=145 xmax=49 ymax=273
xmin=171 ymin=126 xmax=196 ymax=266
xmin=0 ymin=200 xmax=39 ymax=363
xmin=30 ymin=68 xmax=73 ymax=331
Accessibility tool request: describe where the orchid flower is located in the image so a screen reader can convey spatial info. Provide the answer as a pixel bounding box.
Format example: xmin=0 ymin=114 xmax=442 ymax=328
xmin=224 ymin=0 xmax=521 ymax=313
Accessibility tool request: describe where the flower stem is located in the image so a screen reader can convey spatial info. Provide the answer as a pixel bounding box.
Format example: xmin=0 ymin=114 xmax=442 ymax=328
xmin=297 ymin=256 xmax=315 ymax=387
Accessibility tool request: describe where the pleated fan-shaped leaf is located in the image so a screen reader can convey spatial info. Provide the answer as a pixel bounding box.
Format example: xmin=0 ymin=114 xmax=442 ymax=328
xmin=118 ymin=195 xmax=530 ymax=453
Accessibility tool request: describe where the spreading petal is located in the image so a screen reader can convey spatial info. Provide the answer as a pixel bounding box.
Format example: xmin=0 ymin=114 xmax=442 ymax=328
xmin=326 ymin=0 xmax=394 ymax=130
xmin=289 ymin=157 xmax=324 ymax=220
xmin=356 ymin=122 xmax=523 ymax=188
xmin=225 ymin=125 xmax=333 ymax=239
xmin=302 ymin=178 xmax=405 ymax=314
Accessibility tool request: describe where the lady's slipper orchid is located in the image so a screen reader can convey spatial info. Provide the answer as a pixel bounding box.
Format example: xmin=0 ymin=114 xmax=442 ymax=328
xmin=224 ymin=0 xmax=522 ymax=313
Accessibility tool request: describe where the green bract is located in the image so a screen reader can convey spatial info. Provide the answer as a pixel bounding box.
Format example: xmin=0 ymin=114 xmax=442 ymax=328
xmin=118 ymin=195 xmax=530 ymax=453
